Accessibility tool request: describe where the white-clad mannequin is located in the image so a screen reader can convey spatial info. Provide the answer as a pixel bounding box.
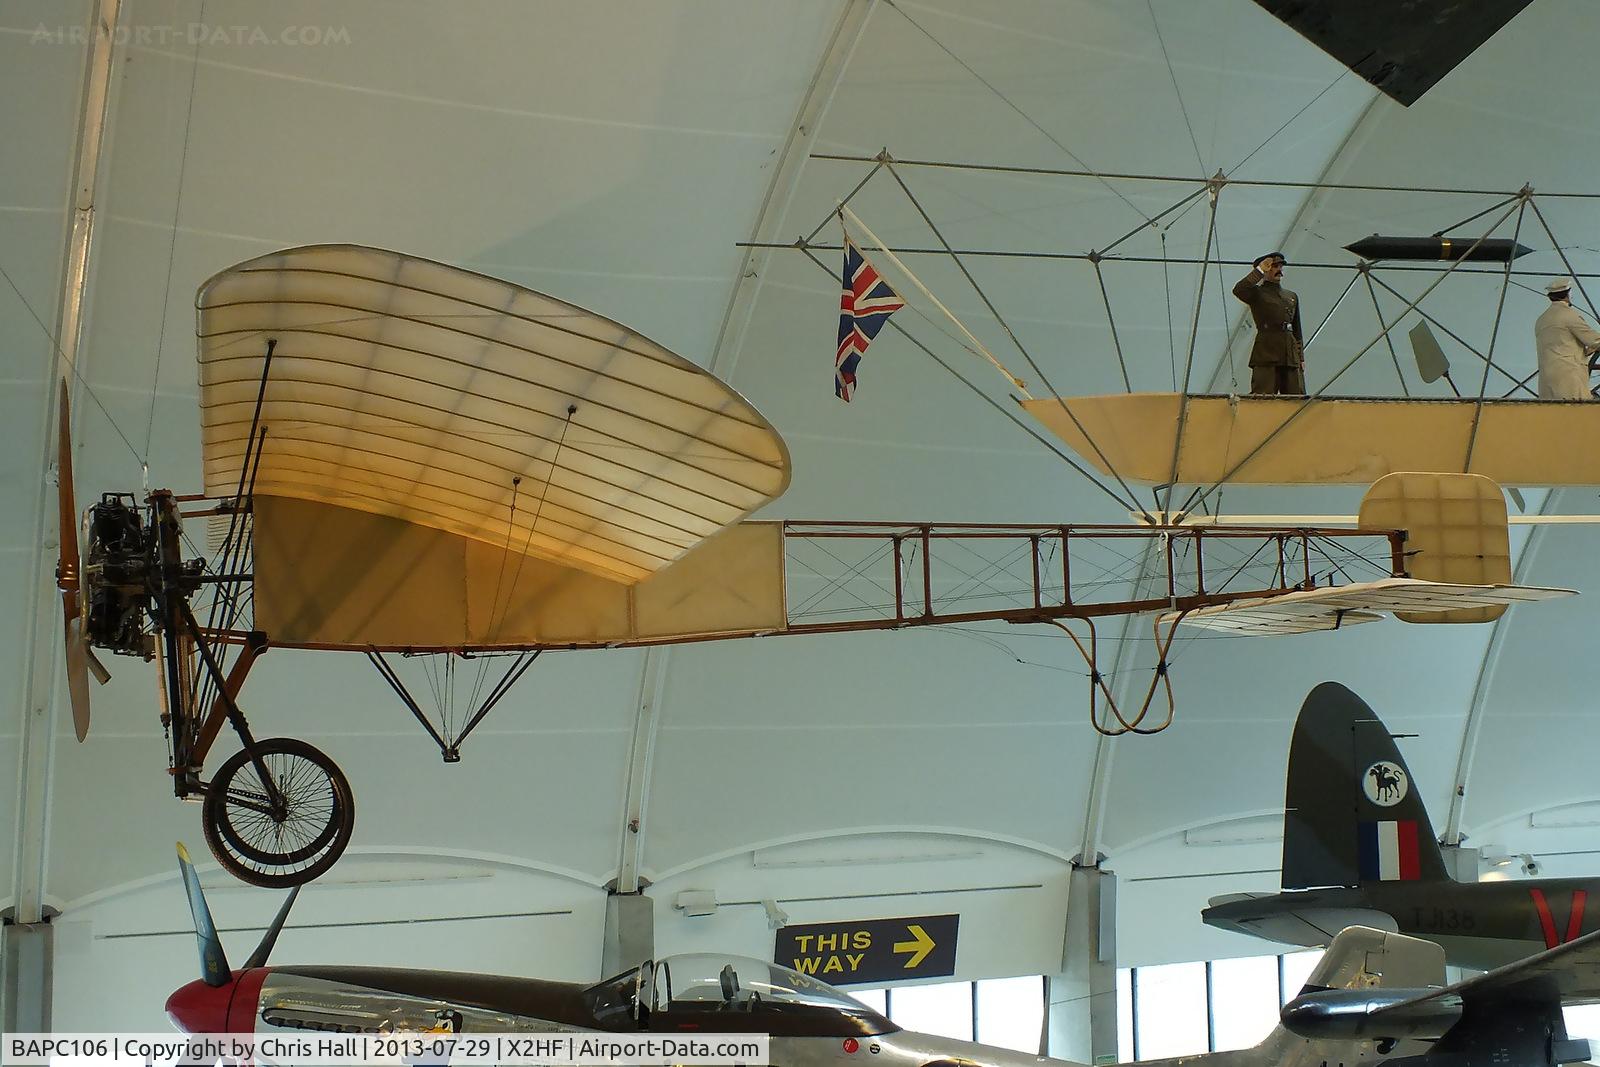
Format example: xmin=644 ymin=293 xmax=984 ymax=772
xmin=1535 ymin=276 xmax=1600 ymax=399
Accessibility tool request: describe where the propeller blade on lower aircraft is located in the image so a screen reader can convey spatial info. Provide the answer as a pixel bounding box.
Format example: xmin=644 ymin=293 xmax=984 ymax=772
xmin=176 ymin=843 xmax=232 ymax=987
xmin=244 ymin=885 xmax=301 ymax=970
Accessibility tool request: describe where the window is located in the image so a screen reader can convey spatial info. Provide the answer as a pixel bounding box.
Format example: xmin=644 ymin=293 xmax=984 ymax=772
xmin=1119 ymin=949 xmax=1324 ymax=1058
xmin=859 ymin=975 xmax=1040 ymax=1048
xmin=891 ymin=980 xmax=974 ymax=1041
xmin=976 ymin=976 xmax=1044 ymax=1052
xmin=865 ymin=948 xmax=1315 ymax=1058
xmin=850 ymin=988 xmax=888 ymax=1014
xmin=1209 ymin=955 xmax=1279 ymax=1051
xmin=1280 ymin=950 xmax=1325 ymax=1003
xmin=1132 ymin=961 xmax=1208 ymax=1059
xmin=1117 ymin=968 xmax=1134 ymax=1060
xmin=1564 ymin=1003 xmax=1600 ymax=1042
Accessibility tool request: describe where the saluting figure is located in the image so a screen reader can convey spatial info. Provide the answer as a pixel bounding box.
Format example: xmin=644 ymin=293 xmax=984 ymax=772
xmin=1233 ymin=251 xmax=1305 ymax=395
xmin=1535 ymin=277 xmax=1600 ymax=400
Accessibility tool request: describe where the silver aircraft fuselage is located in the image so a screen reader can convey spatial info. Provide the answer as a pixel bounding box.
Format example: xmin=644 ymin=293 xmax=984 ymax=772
xmin=166 ymin=958 xmax=1408 ymax=1067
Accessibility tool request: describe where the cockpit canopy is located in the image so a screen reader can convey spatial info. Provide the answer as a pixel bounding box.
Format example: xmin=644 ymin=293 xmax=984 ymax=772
xmin=659 ymin=954 xmax=872 ymax=1011
xmin=586 ymin=953 xmax=896 ymax=1037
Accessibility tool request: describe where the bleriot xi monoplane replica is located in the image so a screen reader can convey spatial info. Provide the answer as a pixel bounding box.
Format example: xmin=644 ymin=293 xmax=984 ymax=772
xmin=162 ymin=842 xmax=1600 ymax=1067
xmin=53 ymin=245 xmax=1575 ymax=887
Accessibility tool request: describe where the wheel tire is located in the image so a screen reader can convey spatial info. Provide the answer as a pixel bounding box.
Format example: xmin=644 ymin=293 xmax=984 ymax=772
xmin=202 ymin=737 xmax=355 ymax=888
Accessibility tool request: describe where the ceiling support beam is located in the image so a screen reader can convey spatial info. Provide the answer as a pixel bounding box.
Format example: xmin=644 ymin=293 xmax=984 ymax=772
xmin=12 ymin=0 xmax=121 ymax=937
xmin=614 ymin=648 xmax=671 ymax=895
xmin=1442 ymin=489 xmax=1561 ymax=846
xmin=1 ymin=916 xmax=55 ymax=1034
xmin=609 ymin=0 xmax=878 ymax=910
xmin=601 ymin=890 xmax=655 ymax=976
xmin=1046 ymin=866 xmax=1117 ymax=1063
xmin=1074 ymin=541 xmax=1163 ymax=867
xmin=706 ymin=0 xmax=878 ymax=381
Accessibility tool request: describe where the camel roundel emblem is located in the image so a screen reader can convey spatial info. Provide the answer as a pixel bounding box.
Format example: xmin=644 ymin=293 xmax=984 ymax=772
xmin=1362 ymin=761 xmax=1408 ymax=807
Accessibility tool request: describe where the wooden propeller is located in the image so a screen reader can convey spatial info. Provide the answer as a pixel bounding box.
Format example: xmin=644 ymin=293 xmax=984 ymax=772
xmin=55 ymin=379 xmax=105 ymax=741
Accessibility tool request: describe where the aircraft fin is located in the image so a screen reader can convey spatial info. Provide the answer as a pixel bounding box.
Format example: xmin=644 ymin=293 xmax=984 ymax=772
xmin=1296 ymin=925 xmax=1446 ymax=996
xmin=1281 ymin=682 xmax=1450 ymax=890
xmin=1251 ymin=926 xmax=1446 ymax=1060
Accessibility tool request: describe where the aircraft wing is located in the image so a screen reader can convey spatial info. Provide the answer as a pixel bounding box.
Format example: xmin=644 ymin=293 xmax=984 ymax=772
xmin=195 ymin=244 xmax=791 ymax=585
xmin=1162 ymin=578 xmax=1575 ymax=636
xmin=1441 ymin=927 xmax=1600 ymax=1007
xmin=1360 ymin=929 xmax=1600 ymax=1025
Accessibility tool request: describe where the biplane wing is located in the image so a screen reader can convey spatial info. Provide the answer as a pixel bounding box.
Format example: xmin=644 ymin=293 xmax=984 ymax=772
xmin=1022 ymin=393 xmax=1600 ymax=486
xmin=196 ymin=244 xmax=791 ymax=585
xmin=1162 ymin=577 xmax=1575 ymax=635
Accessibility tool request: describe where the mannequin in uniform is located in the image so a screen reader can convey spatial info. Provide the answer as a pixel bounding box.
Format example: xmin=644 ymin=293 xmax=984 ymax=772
xmin=1535 ymin=277 xmax=1600 ymax=400
xmin=1232 ymin=252 xmax=1305 ymax=395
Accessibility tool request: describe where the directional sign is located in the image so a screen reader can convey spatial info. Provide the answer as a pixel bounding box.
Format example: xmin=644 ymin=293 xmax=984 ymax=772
xmin=774 ymin=914 xmax=959 ymax=985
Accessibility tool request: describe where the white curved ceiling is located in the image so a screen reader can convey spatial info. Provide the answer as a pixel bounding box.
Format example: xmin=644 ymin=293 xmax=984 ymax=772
xmin=7 ymin=0 xmax=1600 ymax=1006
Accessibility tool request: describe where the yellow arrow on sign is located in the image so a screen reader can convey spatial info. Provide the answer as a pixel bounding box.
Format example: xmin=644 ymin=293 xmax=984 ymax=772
xmin=893 ymin=924 xmax=936 ymax=968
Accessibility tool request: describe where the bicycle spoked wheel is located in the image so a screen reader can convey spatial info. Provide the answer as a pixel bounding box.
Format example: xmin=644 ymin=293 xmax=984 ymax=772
xmin=202 ymin=737 xmax=355 ymax=887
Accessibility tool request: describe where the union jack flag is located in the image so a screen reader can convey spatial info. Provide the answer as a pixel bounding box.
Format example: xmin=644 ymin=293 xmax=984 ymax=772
xmin=836 ymin=238 xmax=905 ymax=401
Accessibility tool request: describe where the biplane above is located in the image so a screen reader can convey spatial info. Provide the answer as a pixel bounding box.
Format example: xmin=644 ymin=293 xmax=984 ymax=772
xmin=53 ymin=245 xmax=1575 ymax=888
xmin=1024 ymin=392 xmax=1600 ymax=487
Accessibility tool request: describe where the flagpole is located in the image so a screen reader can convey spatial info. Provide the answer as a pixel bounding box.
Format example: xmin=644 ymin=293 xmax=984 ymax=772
xmin=839 ymin=204 xmax=1032 ymax=398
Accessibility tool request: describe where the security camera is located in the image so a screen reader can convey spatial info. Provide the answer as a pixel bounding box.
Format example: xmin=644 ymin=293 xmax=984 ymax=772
xmin=1520 ymin=854 xmax=1540 ymax=877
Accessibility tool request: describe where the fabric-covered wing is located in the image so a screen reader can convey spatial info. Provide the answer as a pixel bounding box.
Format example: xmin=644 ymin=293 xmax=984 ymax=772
xmin=195 ymin=244 xmax=790 ymax=584
xmin=1164 ymin=578 xmax=1575 ymax=635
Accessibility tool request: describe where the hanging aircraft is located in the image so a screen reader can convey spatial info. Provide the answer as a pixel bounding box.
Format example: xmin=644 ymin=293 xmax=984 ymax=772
xmin=56 ymin=245 xmax=1568 ymax=888
xmin=1204 ymin=682 xmax=1600 ymax=971
xmin=796 ymin=158 xmax=1600 ymax=514
xmin=163 ymin=844 xmax=1598 ymax=1067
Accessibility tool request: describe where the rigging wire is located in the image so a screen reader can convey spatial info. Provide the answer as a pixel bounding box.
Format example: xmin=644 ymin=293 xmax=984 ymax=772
xmin=881 ymin=165 xmax=1151 ymax=511
xmin=812 ymin=152 xmax=1600 ymax=199
xmin=1176 ymin=200 xmax=1524 ymax=516
xmin=1230 ymin=66 xmax=1352 ymax=174
xmin=486 ymin=478 xmax=523 ymax=645
xmin=1362 ymin=273 xmax=1412 ymax=396
xmin=796 ymin=246 xmax=1142 ymax=514
xmin=879 ymin=0 xmax=1154 ymax=227
xmin=752 ymin=238 xmax=1600 ymax=279
xmin=1162 ymin=181 xmax=1224 ymax=516
xmin=1366 ymin=273 xmax=1533 ymax=396
xmin=1161 ymin=230 xmax=1177 ymax=390
xmin=496 ymin=404 xmax=579 ymax=634
xmin=806 ymin=158 xmax=886 ymax=246
xmin=1092 ymin=258 xmax=1133 ymax=393
xmin=787 ymin=538 xmax=899 ymax=618
xmin=1463 ymin=196 xmax=1531 ymax=469
xmin=1147 ymin=0 xmax=1207 ymax=175
xmin=0 ymin=261 xmax=143 ymax=465
xmin=476 ymin=475 xmax=526 ymax=715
